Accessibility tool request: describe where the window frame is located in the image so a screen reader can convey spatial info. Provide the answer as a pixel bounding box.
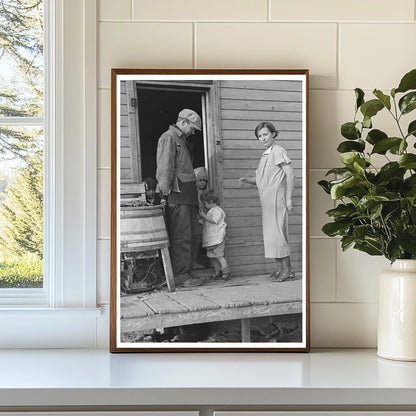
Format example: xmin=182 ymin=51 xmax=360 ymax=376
xmin=0 ymin=0 xmax=100 ymax=348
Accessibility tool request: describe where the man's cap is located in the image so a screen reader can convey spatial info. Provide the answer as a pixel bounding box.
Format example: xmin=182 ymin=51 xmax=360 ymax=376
xmin=178 ymin=108 xmax=202 ymax=130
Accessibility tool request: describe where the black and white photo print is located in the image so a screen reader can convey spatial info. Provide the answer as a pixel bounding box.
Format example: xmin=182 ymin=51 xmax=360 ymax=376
xmin=110 ymin=69 xmax=309 ymax=352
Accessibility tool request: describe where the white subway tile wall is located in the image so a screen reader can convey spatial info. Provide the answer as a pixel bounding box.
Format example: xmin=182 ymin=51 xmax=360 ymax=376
xmin=97 ymin=0 xmax=416 ymax=347
xmin=196 ymin=23 xmax=338 ymax=89
xmin=340 ymin=24 xmax=416 ymax=90
xmin=99 ymin=0 xmax=131 ymax=21
xmin=132 ymin=0 xmax=269 ymax=21
xmin=98 ymin=168 xmax=111 ymax=239
xmin=98 ymin=90 xmax=111 ymax=168
xmin=270 ymin=0 xmax=414 ymax=22
xmin=310 ymin=239 xmax=337 ymax=302
xmin=98 ymin=22 xmax=193 ymax=88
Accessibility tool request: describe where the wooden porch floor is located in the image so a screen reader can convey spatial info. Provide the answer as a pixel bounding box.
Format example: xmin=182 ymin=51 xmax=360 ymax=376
xmin=120 ymin=273 xmax=302 ymax=334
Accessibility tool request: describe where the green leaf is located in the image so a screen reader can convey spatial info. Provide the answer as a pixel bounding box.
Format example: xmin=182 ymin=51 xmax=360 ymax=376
xmin=322 ymin=221 xmax=351 ymax=237
xmin=318 ymin=180 xmax=331 ymax=194
xmin=353 ymin=224 xmax=374 ymax=240
xmin=399 ymin=92 xmax=416 ymax=115
xmin=395 ymin=69 xmax=416 ymax=94
xmin=337 ymin=140 xmax=365 ymax=153
xmin=353 ymin=158 xmax=366 ymax=174
xmin=398 ymin=227 xmax=416 ymax=255
xmin=407 ymin=174 xmax=416 ymax=187
xmin=354 ymin=241 xmax=383 ymax=256
xmin=407 ymin=120 xmax=416 ymax=137
xmin=357 ymin=195 xmax=389 ymax=212
xmin=330 ymin=175 xmax=364 ymax=200
xmin=373 ymin=89 xmax=391 ymax=110
xmin=386 ymin=240 xmax=402 ymax=262
xmin=399 ymin=154 xmax=416 ymax=169
xmin=366 ymin=129 xmax=387 ymax=145
xmin=371 ymin=137 xmax=402 ymax=154
xmin=360 ymin=99 xmax=384 ymax=119
xmin=377 ymin=162 xmax=406 ymax=182
xmin=341 ymin=236 xmax=355 ymax=251
xmin=369 ymin=203 xmax=383 ymax=219
xmin=339 ymin=152 xmax=360 ymax=167
xmin=325 ymin=167 xmax=351 ymax=176
xmin=341 ymin=122 xmax=360 ymax=140
xmin=326 ymin=203 xmax=357 ymax=220
xmin=389 ymin=139 xmax=408 ymax=155
xmin=363 ymin=115 xmax=372 ymax=129
xmin=399 ymin=139 xmax=407 ymax=154
xmin=355 ymin=88 xmax=365 ymax=110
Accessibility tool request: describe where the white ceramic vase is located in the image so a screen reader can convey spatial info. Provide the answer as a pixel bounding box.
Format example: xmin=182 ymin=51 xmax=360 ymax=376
xmin=378 ymin=259 xmax=416 ymax=361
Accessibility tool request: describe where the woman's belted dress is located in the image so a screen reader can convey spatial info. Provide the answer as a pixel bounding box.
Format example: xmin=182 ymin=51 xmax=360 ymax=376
xmin=255 ymin=144 xmax=291 ymax=259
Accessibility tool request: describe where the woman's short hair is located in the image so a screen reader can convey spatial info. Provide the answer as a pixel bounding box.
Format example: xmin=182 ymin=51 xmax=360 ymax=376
xmin=254 ymin=121 xmax=279 ymax=138
xmin=200 ymin=189 xmax=218 ymax=204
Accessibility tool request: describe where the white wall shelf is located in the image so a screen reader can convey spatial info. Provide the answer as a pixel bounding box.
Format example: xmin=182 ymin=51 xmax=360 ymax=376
xmin=0 ymin=349 xmax=416 ymax=412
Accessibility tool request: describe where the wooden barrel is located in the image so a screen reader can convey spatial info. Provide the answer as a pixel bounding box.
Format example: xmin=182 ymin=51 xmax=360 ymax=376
xmin=120 ymin=205 xmax=169 ymax=252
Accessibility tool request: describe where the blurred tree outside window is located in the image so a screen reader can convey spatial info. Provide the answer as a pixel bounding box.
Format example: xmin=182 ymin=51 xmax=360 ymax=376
xmin=0 ymin=0 xmax=44 ymax=288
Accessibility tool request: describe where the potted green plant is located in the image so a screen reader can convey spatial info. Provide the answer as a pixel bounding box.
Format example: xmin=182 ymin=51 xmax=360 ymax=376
xmin=319 ymin=68 xmax=416 ymax=361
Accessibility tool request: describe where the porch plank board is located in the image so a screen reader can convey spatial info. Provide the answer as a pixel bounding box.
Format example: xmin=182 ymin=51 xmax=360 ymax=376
xmin=166 ymin=290 xmax=222 ymax=312
xmin=143 ymin=292 xmax=189 ymax=315
xmin=120 ymin=275 xmax=302 ymax=333
xmin=121 ymin=297 xmax=156 ymax=319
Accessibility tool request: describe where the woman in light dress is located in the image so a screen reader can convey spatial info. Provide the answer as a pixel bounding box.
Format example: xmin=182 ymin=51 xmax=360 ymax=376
xmin=239 ymin=121 xmax=295 ymax=281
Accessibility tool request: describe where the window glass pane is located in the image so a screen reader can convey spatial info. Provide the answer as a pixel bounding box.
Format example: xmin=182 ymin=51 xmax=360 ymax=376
xmin=0 ymin=0 xmax=44 ymax=290
xmin=0 ymin=126 xmax=43 ymax=289
xmin=0 ymin=0 xmax=44 ymax=117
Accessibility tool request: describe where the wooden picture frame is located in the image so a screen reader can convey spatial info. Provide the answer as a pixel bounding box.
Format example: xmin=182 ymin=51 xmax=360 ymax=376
xmin=110 ymin=69 xmax=310 ymax=352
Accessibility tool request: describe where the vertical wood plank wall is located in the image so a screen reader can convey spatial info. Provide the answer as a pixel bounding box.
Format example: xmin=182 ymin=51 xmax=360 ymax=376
xmin=219 ymin=80 xmax=303 ymax=276
xmin=119 ymin=81 xmax=133 ymax=183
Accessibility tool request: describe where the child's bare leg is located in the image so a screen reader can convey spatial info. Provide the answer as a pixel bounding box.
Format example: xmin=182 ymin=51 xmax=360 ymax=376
xmin=218 ymin=256 xmax=231 ymax=278
xmin=210 ymin=258 xmax=221 ymax=277
xmin=218 ymin=256 xmax=228 ymax=269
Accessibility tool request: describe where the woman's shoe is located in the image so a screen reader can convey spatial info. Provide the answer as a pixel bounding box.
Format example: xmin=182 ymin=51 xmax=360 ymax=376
xmin=269 ymin=271 xmax=281 ymax=281
xmin=280 ymin=269 xmax=295 ymax=282
xmin=272 ymin=269 xmax=295 ymax=282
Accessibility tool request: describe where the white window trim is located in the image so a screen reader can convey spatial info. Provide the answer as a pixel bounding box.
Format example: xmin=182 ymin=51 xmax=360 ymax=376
xmin=0 ymin=0 xmax=101 ymax=348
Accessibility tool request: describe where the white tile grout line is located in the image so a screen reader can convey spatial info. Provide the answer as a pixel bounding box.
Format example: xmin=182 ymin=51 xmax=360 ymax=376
xmin=97 ymin=19 xmax=415 ymax=24
xmin=311 ymin=301 xmax=378 ymax=305
xmin=336 ymin=22 xmax=340 ymax=90
xmin=193 ymin=22 xmax=197 ymax=69
xmin=130 ymin=0 xmax=133 ymax=21
xmin=268 ymin=0 xmax=271 ymax=22
xmin=333 ymin=224 xmax=338 ymax=302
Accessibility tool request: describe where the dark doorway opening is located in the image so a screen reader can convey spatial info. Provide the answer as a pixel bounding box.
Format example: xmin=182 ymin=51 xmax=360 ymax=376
xmin=137 ymin=87 xmax=205 ymax=180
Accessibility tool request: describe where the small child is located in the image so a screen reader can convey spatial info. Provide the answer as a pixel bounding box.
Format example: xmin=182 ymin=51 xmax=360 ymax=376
xmin=199 ymin=189 xmax=230 ymax=280
xmin=143 ymin=177 xmax=161 ymax=206
xmin=192 ymin=167 xmax=210 ymax=270
xmin=194 ymin=166 xmax=208 ymax=212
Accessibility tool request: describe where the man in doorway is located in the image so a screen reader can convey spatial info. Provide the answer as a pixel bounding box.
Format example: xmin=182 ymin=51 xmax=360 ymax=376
xmin=156 ymin=108 xmax=203 ymax=287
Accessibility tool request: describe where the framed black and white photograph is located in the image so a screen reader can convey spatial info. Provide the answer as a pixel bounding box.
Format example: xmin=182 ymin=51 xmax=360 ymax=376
xmin=110 ymin=69 xmax=310 ymax=352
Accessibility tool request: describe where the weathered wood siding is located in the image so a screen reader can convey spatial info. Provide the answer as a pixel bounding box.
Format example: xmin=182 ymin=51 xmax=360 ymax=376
xmin=219 ymin=80 xmax=304 ymax=277
xmin=119 ymin=80 xmax=133 ymax=183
